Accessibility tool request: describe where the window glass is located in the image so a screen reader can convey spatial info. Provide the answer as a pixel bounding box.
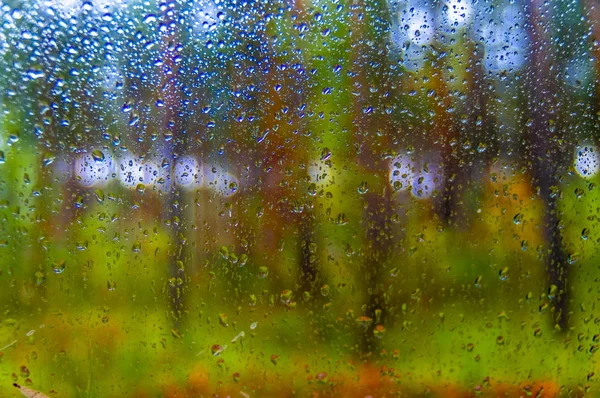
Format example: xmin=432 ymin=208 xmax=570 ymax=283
xmin=0 ymin=0 xmax=597 ymax=396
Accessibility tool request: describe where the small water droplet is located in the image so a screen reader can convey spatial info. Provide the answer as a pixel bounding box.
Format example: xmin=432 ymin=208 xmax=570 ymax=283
xmin=568 ymin=252 xmax=580 ymax=265
xmin=211 ymin=344 xmax=224 ymax=356
xmin=219 ymin=313 xmax=229 ymax=327
xmin=513 ymin=213 xmax=523 ymax=225
xmin=42 ymin=153 xmax=55 ymax=167
xmin=499 ymin=267 xmax=509 ymax=281
xmin=358 ymin=181 xmax=369 ymax=194
xmin=92 ymin=150 xmax=105 ymax=162
xmin=51 ymin=259 xmax=65 ymax=274
xmin=582 ymin=228 xmax=589 ymax=240
xmin=143 ymin=14 xmax=157 ymax=23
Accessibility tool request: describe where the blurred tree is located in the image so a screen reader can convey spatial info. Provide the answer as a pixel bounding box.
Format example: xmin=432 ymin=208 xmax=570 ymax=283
xmin=524 ymin=0 xmax=572 ymax=329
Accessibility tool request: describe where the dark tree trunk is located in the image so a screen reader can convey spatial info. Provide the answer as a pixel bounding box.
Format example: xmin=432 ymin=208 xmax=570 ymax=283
xmin=299 ymin=211 xmax=318 ymax=295
xmin=440 ymin=40 xmax=492 ymax=228
xmin=359 ymin=188 xmax=394 ymax=355
xmin=525 ymin=0 xmax=570 ymax=329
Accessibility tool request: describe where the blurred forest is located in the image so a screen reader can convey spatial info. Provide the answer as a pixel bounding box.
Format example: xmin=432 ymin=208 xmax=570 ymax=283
xmin=1 ymin=0 xmax=600 ymax=396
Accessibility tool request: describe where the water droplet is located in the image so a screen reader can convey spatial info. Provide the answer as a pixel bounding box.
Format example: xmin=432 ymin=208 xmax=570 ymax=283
xmin=91 ymin=150 xmax=105 ymax=163
xmin=548 ymin=284 xmax=558 ymax=299
xmin=280 ymin=289 xmax=293 ymax=304
xmin=499 ymin=267 xmax=509 ymax=281
xmin=358 ymin=181 xmax=369 ymax=194
xmin=94 ymin=189 xmax=104 ymax=203
xmin=568 ymin=252 xmax=580 ymax=265
xmin=219 ymin=313 xmax=229 ymax=327
xmin=211 ymin=344 xmax=224 ymax=356
xmin=258 ymin=266 xmax=269 ymax=279
xmin=42 ymin=153 xmax=55 ymax=167
xmin=231 ymin=331 xmax=245 ymax=343
xmin=371 ymin=324 xmax=385 ymax=339
xmin=334 ymin=213 xmax=348 ymax=225
xmin=51 ymin=259 xmax=65 ymax=274
xmin=513 ymin=213 xmax=523 ymax=225
xmin=356 ymin=316 xmax=373 ymax=328
xmin=143 ymin=14 xmax=157 ymax=23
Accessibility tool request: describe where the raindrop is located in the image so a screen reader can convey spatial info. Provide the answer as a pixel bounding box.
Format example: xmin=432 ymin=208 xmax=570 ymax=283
xmin=498 ymin=267 xmax=509 ymax=281
xmin=513 ymin=213 xmax=523 ymax=225
xmin=51 ymin=259 xmax=66 ymax=274
xmin=92 ymin=150 xmax=105 ymax=163
xmin=358 ymin=181 xmax=369 ymax=194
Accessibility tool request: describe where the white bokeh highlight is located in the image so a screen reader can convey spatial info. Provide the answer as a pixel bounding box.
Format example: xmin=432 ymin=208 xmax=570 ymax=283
xmin=564 ymin=52 xmax=594 ymax=90
xmin=308 ymin=162 xmax=335 ymax=189
xmin=116 ymin=152 xmax=144 ymax=189
xmin=574 ymin=144 xmax=600 ymax=179
xmin=41 ymin=0 xmax=127 ymax=17
xmin=74 ymin=151 xmax=114 ymax=187
xmin=412 ymin=158 xmax=443 ymax=199
xmin=481 ymin=5 xmax=528 ymax=73
xmin=204 ymin=165 xmax=239 ymax=197
xmin=51 ymin=159 xmax=71 ymax=183
xmin=389 ymin=152 xmax=416 ymax=193
xmin=389 ymin=152 xmax=442 ymax=199
xmin=442 ymin=0 xmax=473 ymax=29
xmin=391 ymin=5 xmax=435 ymax=71
xmin=174 ymin=156 xmax=203 ymax=189
xmin=143 ymin=158 xmax=171 ymax=191
xmin=194 ymin=0 xmax=223 ymax=34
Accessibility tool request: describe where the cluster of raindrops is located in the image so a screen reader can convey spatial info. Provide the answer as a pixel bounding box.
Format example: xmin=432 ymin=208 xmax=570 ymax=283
xmin=389 ymin=0 xmax=529 ymax=73
xmin=388 ymin=152 xmax=443 ymax=199
xmin=69 ymin=149 xmax=239 ymax=196
xmin=480 ymin=5 xmax=529 ymax=73
xmin=574 ymin=144 xmax=600 ymax=179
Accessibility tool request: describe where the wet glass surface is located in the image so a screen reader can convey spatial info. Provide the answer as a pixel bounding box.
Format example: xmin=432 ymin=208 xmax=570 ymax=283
xmin=0 ymin=0 xmax=599 ymax=396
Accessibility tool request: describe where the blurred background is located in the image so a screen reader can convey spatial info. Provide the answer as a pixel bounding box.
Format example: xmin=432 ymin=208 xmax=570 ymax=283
xmin=0 ymin=0 xmax=599 ymax=396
